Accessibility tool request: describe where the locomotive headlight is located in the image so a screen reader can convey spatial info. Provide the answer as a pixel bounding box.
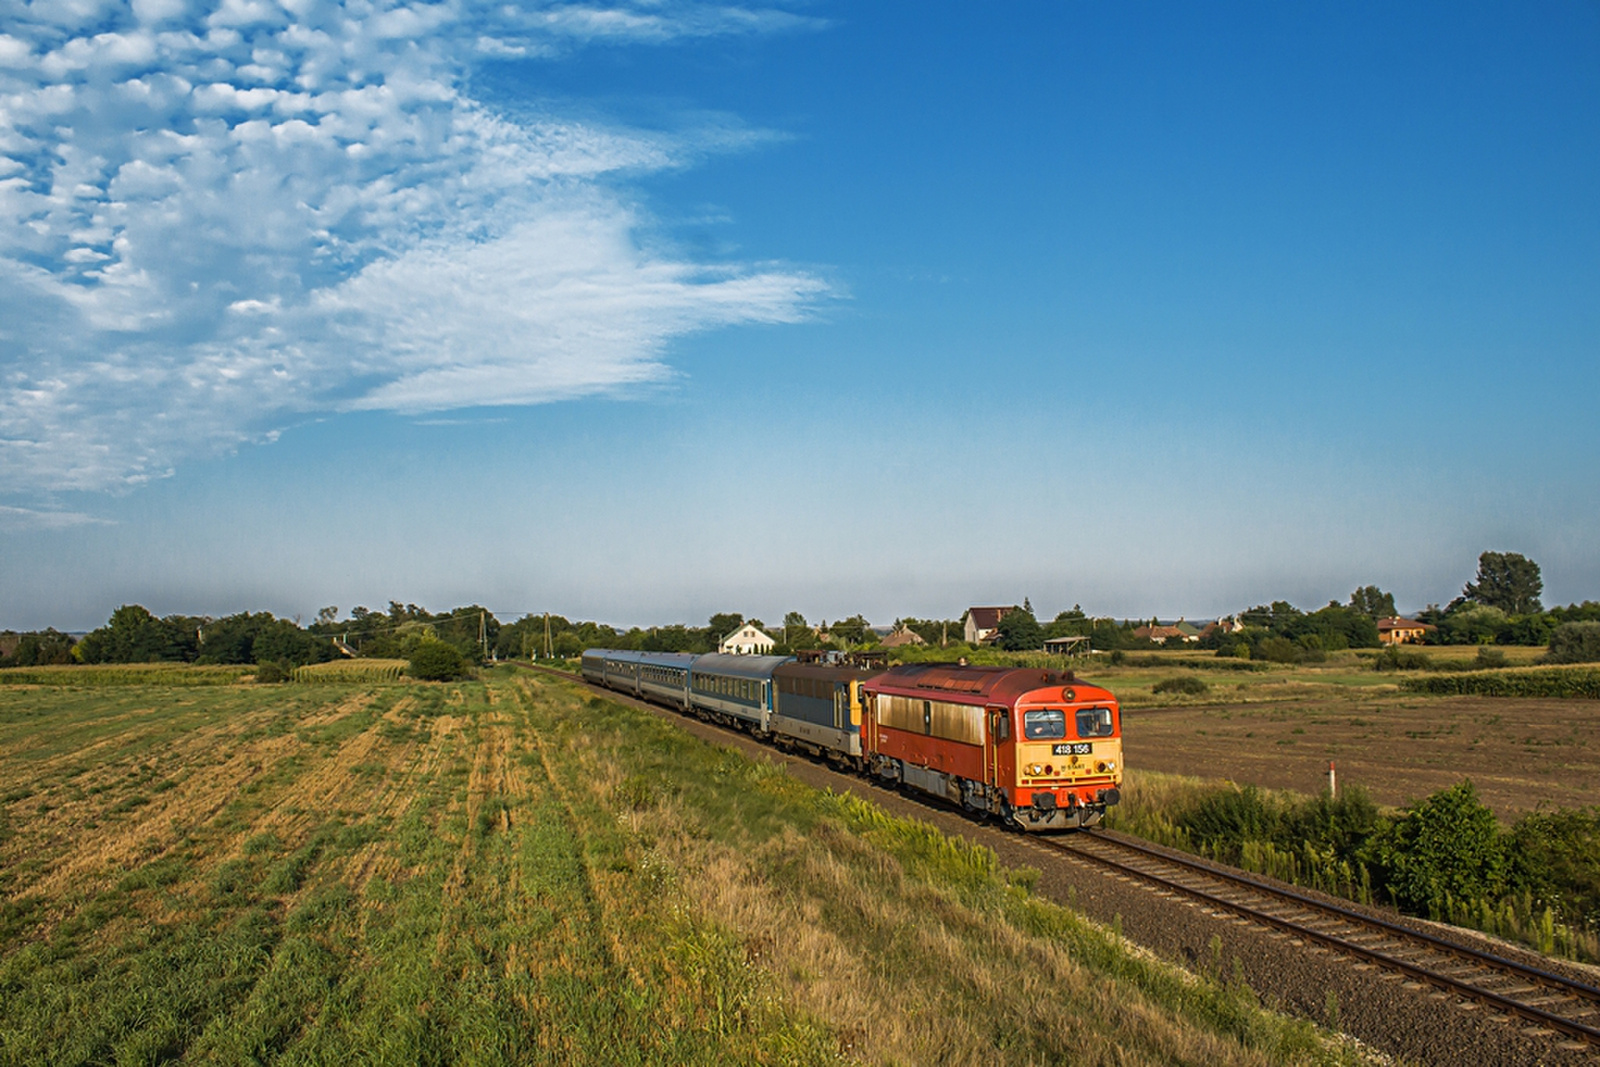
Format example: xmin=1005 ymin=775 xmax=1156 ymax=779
xmin=1027 ymin=763 xmax=1043 ymax=777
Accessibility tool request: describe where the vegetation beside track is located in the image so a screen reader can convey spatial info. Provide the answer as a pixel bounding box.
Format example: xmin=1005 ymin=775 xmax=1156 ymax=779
xmin=0 ymin=669 xmax=1368 ymax=1065
xmin=1106 ymin=770 xmax=1600 ymax=964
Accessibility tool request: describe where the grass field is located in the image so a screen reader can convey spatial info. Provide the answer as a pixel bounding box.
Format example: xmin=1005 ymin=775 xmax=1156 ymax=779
xmin=0 ymin=668 xmax=1366 ymax=1065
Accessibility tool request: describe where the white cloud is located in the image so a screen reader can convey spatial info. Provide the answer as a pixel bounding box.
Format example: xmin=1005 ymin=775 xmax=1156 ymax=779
xmin=0 ymin=505 xmax=114 ymax=531
xmin=0 ymin=0 xmax=827 ymax=496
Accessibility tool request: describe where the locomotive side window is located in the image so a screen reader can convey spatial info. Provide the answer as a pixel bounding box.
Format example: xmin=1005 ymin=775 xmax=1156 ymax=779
xmin=1077 ymin=707 xmax=1114 ymax=738
xmin=1023 ymin=709 xmax=1067 ymax=740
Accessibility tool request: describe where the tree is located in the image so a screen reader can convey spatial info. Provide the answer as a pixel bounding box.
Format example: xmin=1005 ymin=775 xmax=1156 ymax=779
xmin=1464 ymin=551 xmax=1542 ymax=615
xmin=1547 ymin=622 xmax=1600 ymax=664
xmin=829 ymin=614 xmax=872 ymax=646
xmin=707 ymin=613 xmax=744 ymax=646
xmin=996 ymin=605 xmax=1043 ymax=651
xmin=1348 ymin=586 xmax=1396 ymax=618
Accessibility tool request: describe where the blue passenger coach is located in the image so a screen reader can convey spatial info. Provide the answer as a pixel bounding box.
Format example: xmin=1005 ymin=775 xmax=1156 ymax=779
xmin=632 ymin=651 xmax=698 ymax=710
xmin=687 ymin=653 xmax=792 ymax=732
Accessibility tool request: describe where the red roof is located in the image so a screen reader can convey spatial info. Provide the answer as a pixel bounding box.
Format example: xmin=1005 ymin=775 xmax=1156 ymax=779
xmin=1376 ymin=616 xmax=1431 ymax=631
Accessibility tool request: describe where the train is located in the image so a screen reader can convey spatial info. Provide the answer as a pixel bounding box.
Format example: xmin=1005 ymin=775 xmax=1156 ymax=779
xmin=580 ymin=647 xmax=1123 ymax=831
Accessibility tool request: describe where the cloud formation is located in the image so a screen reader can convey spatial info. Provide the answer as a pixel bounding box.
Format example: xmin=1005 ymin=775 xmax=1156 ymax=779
xmin=0 ymin=0 xmax=826 ymax=493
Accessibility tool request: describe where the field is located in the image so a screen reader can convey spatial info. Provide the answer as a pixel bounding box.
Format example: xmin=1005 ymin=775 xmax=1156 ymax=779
xmin=0 ymin=668 xmax=1364 ymax=1066
xmin=1083 ymin=650 xmax=1600 ymax=817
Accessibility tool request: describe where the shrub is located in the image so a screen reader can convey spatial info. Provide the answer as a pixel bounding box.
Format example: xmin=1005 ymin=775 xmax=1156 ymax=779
xmin=1151 ymin=675 xmax=1208 ymax=696
xmin=1373 ymin=646 xmax=1432 ymax=672
xmin=254 ymin=661 xmax=289 ymax=684
xmin=1367 ymin=781 xmax=1509 ymax=917
xmin=1547 ymin=622 xmax=1600 ymax=665
xmin=1473 ymin=647 xmax=1507 ymax=669
xmin=408 ymin=639 xmax=467 ymax=681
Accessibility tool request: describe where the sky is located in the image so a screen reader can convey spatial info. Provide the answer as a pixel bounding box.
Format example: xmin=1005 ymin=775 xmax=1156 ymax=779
xmin=1 ymin=0 xmax=1597 ymax=632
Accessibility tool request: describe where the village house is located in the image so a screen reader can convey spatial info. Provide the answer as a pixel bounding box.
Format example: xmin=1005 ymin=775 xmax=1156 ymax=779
xmin=881 ymin=625 xmax=926 ymax=649
xmin=963 ymin=606 xmax=1013 ymax=645
xmin=719 ymin=624 xmax=776 ymax=655
xmin=1376 ymin=616 xmax=1433 ymax=646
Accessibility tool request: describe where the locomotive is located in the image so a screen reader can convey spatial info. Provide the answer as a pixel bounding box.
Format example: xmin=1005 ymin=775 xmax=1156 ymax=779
xmin=580 ymin=647 xmax=1122 ymax=831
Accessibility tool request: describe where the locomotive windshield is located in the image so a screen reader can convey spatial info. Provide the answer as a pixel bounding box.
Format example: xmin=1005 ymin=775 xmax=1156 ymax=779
xmin=1023 ymin=709 xmax=1067 ymax=740
xmin=1077 ymin=707 xmax=1115 ymax=738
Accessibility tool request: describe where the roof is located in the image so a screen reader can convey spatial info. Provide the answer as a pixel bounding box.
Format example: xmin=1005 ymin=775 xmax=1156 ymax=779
xmin=881 ymin=627 xmax=925 ymax=647
xmin=724 ymin=624 xmax=774 ymax=641
xmin=691 ymin=652 xmax=794 ymax=680
xmin=1133 ymin=625 xmax=1186 ymax=641
xmin=867 ymin=662 xmax=1114 ymax=707
xmin=582 ymin=649 xmax=699 ymax=668
xmin=1376 ymin=617 xmax=1432 ymax=631
xmin=966 ymin=606 xmax=1012 ymax=630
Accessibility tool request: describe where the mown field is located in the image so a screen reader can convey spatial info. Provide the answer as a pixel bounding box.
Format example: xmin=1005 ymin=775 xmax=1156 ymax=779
xmin=0 ymin=668 xmax=1367 ymax=1065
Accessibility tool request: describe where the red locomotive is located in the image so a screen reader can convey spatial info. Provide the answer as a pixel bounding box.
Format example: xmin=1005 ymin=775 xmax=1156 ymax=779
xmin=862 ymin=662 xmax=1122 ymax=830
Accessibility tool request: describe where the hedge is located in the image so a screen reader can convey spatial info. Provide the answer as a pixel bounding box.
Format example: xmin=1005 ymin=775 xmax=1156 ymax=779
xmin=1400 ymin=668 xmax=1600 ymax=699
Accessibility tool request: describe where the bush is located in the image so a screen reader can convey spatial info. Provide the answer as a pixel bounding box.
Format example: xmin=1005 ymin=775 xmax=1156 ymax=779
xmin=1547 ymin=622 xmax=1600 ymax=665
xmin=1373 ymin=646 xmax=1432 ymax=672
xmin=1367 ymin=781 xmax=1509 ymax=917
xmin=1151 ymin=675 xmax=1208 ymax=696
xmin=1474 ymin=647 xmax=1508 ymax=669
xmin=408 ymin=639 xmax=467 ymax=681
xmin=254 ymin=661 xmax=289 ymax=684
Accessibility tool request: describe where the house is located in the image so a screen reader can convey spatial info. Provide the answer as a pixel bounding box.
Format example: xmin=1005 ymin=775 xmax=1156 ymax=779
xmin=719 ymin=624 xmax=776 ymax=655
xmin=1376 ymin=617 xmax=1432 ymax=646
xmin=1043 ymin=635 xmax=1089 ymax=656
xmin=1131 ymin=624 xmax=1197 ymax=644
xmin=1200 ymin=615 xmax=1244 ymax=638
xmin=881 ymin=625 xmax=926 ymax=649
xmin=963 ymin=607 xmax=1013 ymax=645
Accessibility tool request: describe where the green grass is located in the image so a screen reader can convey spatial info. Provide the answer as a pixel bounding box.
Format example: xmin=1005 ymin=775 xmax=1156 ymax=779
xmin=0 ymin=663 xmax=254 ymax=685
xmin=0 ymin=671 xmax=1370 ymax=1065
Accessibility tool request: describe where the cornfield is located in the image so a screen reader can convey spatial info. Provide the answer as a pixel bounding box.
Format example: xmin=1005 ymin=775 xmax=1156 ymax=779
xmin=292 ymin=659 xmax=407 ymax=683
xmin=0 ymin=664 xmax=252 ymax=686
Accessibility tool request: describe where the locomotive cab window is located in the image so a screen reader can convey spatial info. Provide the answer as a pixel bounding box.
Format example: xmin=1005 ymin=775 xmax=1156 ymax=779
xmin=1023 ymin=709 xmax=1067 ymax=740
xmin=1077 ymin=707 xmax=1115 ymax=738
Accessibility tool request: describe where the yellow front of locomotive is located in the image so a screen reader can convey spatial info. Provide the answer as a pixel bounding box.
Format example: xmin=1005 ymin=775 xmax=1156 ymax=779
xmin=1010 ymin=684 xmax=1123 ymax=830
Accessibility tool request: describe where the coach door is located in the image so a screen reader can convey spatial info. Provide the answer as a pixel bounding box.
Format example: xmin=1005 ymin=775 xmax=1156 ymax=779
xmin=984 ymin=706 xmax=1004 ymax=786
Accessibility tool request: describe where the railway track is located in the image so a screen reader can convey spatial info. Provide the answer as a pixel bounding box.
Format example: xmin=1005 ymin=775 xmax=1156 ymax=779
xmin=1050 ymin=830 xmax=1600 ymax=1049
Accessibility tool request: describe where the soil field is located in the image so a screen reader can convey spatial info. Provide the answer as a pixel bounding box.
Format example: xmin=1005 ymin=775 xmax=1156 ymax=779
xmin=1124 ymin=693 xmax=1600 ymax=817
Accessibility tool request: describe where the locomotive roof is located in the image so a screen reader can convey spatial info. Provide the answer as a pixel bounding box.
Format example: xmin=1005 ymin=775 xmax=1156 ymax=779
xmin=869 ymin=662 xmax=1107 ymax=703
xmin=690 ymin=652 xmax=794 ymax=679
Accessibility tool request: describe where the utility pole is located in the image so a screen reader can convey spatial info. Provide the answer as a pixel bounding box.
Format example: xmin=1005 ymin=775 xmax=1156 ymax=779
xmin=543 ymin=612 xmax=552 ymax=660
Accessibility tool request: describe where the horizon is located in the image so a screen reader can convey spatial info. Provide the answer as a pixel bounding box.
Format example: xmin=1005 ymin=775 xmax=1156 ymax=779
xmin=3 ymin=1 xmax=1596 ymax=630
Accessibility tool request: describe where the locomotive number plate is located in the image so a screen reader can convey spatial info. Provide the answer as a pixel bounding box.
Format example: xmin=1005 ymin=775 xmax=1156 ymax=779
xmin=1053 ymin=743 xmax=1091 ymax=756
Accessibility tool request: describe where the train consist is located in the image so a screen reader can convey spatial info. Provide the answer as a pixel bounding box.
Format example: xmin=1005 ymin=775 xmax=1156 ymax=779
xmin=580 ymin=648 xmax=1123 ymax=831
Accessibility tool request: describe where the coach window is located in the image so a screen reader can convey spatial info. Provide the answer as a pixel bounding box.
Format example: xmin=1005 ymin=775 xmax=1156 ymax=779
xmin=1023 ymin=708 xmax=1067 ymax=740
xmin=1077 ymin=707 xmax=1115 ymax=738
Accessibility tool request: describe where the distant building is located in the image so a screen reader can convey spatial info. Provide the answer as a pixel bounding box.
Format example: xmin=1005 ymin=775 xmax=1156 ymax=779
xmin=964 ymin=606 xmax=1013 ymax=645
xmin=719 ymin=624 xmax=776 ymax=655
xmin=1376 ymin=617 xmax=1432 ymax=646
xmin=1200 ymin=615 xmax=1244 ymax=638
xmin=881 ymin=625 xmax=926 ymax=649
xmin=1043 ymin=635 xmax=1090 ymax=656
xmin=1131 ymin=624 xmax=1199 ymax=644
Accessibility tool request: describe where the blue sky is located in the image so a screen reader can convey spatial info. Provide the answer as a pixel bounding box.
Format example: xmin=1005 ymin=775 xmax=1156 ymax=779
xmin=2 ymin=0 xmax=1597 ymax=631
